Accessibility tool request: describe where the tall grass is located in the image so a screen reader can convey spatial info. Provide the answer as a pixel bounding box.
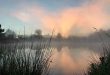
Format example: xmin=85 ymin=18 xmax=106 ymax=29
xmin=87 ymin=30 xmax=110 ymax=75
xmin=0 ymin=40 xmax=53 ymax=75
xmin=87 ymin=48 xmax=110 ymax=75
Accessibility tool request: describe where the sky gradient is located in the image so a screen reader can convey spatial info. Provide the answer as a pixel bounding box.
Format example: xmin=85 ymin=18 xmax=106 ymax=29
xmin=0 ymin=0 xmax=110 ymax=37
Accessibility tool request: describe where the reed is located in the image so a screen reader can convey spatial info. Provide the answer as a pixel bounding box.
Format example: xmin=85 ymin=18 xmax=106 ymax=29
xmin=87 ymin=30 xmax=110 ymax=75
xmin=0 ymin=40 xmax=52 ymax=75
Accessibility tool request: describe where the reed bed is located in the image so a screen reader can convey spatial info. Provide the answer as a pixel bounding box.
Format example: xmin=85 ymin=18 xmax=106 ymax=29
xmin=0 ymin=40 xmax=53 ymax=75
xmin=87 ymin=47 xmax=110 ymax=75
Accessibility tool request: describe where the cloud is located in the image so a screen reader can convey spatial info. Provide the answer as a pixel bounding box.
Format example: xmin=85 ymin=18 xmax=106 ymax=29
xmin=13 ymin=12 xmax=31 ymax=22
xmin=12 ymin=0 xmax=110 ymax=37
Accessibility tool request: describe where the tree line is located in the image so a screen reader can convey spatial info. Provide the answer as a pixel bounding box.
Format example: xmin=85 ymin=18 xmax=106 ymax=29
xmin=0 ymin=24 xmax=63 ymax=42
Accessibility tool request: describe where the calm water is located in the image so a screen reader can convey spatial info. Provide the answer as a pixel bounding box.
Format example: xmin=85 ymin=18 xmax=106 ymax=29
xmin=48 ymin=42 xmax=104 ymax=75
xmin=0 ymin=41 xmax=106 ymax=75
xmin=20 ymin=40 xmax=107 ymax=75
xmin=20 ymin=42 xmax=105 ymax=75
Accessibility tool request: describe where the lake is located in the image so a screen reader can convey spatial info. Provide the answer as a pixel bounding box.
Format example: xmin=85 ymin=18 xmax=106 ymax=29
xmin=48 ymin=42 xmax=105 ymax=75
xmin=0 ymin=41 xmax=108 ymax=75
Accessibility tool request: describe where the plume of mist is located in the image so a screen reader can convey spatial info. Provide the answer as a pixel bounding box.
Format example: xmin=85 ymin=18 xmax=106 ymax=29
xmin=12 ymin=0 xmax=110 ymax=37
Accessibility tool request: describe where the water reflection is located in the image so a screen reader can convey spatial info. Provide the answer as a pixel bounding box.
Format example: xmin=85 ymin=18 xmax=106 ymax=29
xmin=0 ymin=42 xmax=105 ymax=75
xmin=49 ymin=46 xmax=100 ymax=75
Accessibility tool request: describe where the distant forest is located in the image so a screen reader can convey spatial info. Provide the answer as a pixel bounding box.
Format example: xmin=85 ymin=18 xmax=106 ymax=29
xmin=0 ymin=24 xmax=110 ymax=43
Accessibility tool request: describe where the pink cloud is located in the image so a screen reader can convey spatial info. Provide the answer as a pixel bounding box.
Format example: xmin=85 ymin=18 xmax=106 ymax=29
xmin=12 ymin=0 xmax=110 ymax=37
xmin=13 ymin=11 xmax=31 ymax=22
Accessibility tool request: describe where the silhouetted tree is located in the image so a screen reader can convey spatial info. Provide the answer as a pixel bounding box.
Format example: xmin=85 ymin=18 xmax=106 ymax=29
xmin=56 ymin=33 xmax=62 ymax=40
xmin=35 ymin=29 xmax=42 ymax=36
xmin=35 ymin=29 xmax=42 ymax=39
xmin=0 ymin=24 xmax=5 ymax=39
xmin=5 ymin=29 xmax=16 ymax=39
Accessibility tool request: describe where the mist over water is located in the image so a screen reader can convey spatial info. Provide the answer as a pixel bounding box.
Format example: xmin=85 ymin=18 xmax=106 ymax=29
xmin=47 ymin=42 xmax=103 ymax=75
xmin=0 ymin=0 xmax=110 ymax=75
xmin=17 ymin=41 xmax=104 ymax=75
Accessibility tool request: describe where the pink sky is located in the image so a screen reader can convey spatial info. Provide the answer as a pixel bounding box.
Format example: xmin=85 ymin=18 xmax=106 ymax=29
xmin=12 ymin=0 xmax=110 ymax=37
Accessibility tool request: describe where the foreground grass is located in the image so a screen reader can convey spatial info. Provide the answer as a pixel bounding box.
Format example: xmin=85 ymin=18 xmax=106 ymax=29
xmin=0 ymin=42 xmax=52 ymax=75
xmin=87 ymin=47 xmax=110 ymax=75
